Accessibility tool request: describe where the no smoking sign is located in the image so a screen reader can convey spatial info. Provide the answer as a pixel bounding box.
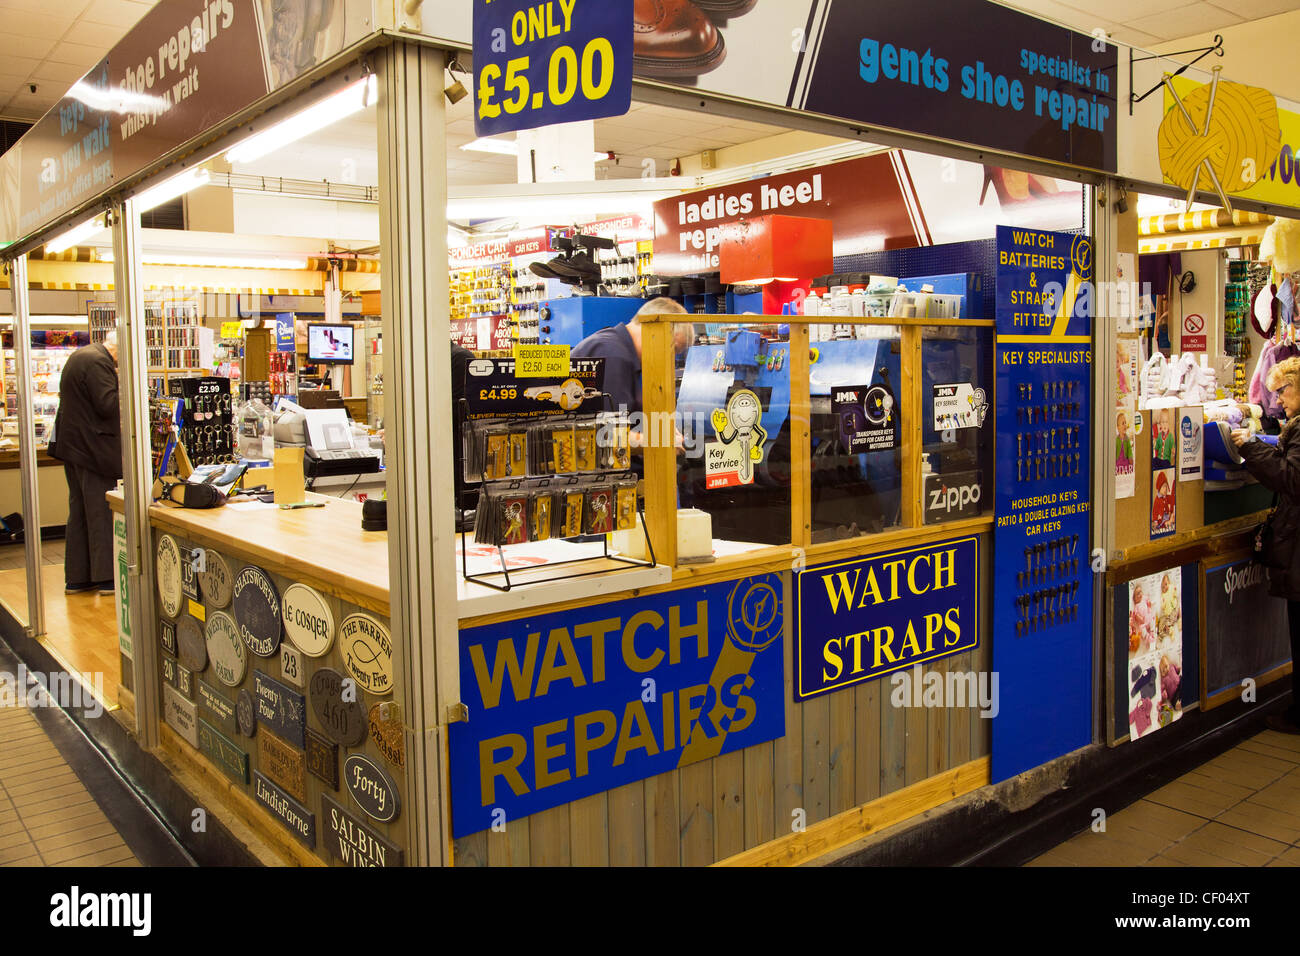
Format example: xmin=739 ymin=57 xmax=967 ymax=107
xmin=1182 ymin=312 xmax=1206 ymax=352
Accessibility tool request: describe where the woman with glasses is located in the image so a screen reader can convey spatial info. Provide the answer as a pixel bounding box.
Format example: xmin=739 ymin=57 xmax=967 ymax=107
xmin=1234 ymin=356 xmax=1300 ymax=733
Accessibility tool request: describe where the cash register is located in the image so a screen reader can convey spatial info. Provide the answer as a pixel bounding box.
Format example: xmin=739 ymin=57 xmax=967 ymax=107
xmin=273 ymin=400 xmax=380 ymax=478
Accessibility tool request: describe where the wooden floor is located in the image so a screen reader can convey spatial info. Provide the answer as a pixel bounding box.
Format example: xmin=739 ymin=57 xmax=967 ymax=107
xmin=0 ymin=552 xmax=122 ymax=710
xmin=1030 ymin=729 xmax=1300 ymax=867
xmin=0 ymin=706 xmax=139 ymax=866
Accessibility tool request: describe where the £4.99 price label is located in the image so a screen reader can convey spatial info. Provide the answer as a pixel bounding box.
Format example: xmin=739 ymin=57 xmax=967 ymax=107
xmin=473 ymin=0 xmax=633 ymax=136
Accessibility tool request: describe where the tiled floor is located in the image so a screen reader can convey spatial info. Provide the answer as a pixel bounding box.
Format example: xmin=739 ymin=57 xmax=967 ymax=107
xmin=0 ymin=704 xmax=138 ymax=867
xmin=1029 ymin=729 xmax=1300 ymax=867
xmin=0 ymin=539 xmax=65 ymax=572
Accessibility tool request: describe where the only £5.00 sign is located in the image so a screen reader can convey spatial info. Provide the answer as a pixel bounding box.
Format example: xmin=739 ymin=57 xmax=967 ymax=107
xmin=473 ymin=0 xmax=633 ymax=137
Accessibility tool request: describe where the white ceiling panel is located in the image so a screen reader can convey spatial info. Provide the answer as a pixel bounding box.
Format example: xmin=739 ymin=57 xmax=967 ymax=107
xmin=1126 ymin=2 xmax=1245 ymax=37
xmin=44 ymin=39 xmax=115 ymax=66
xmin=79 ymin=0 xmax=150 ymax=28
xmin=0 ymin=33 xmax=58 ymax=59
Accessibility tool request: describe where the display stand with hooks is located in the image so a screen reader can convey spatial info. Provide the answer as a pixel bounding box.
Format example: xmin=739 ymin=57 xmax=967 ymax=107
xmin=456 ymin=394 xmax=657 ymax=592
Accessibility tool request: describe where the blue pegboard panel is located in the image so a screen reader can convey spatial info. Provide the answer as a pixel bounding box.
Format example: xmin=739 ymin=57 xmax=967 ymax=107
xmin=834 ymin=239 xmax=999 ymax=319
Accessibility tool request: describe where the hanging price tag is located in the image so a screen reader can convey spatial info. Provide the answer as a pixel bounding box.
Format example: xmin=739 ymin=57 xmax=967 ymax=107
xmin=473 ymin=0 xmax=633 ymax=137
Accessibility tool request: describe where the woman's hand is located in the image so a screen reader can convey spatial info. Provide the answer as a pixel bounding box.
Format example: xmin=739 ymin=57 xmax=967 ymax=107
xmin=1231 ymin=428 xmax=1251 ymax=448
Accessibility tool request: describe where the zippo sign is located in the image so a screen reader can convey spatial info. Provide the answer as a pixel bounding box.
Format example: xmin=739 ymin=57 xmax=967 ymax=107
xmin=923 ymin=471 xmax=984 ymax=524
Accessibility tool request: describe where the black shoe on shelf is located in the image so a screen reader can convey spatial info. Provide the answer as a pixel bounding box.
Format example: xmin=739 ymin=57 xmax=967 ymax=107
xmin=1266 ymin=713 xmax=1300 ymax=735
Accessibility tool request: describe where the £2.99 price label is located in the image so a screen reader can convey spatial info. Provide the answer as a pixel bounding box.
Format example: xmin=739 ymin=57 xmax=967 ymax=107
xmin=473 ymin=0 xmax=633 ymax=137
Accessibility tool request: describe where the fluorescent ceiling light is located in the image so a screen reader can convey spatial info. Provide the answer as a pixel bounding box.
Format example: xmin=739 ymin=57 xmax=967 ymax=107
xmin=135 ymin=168 xmax=211 ymax=213
xmin=460 ymin=138 xmax=613 ymax=163
xmin=447 ymin=179 xmax=678 ymax=221
xmin=98 ymin=251 xmax=310 ymax=269
xmin=45 ymin=216 xmax=107 ymax=255
xmin=227 ymin=74 xmax=378 ymax=165
xmin=0 ymin=315 xmax=90 ymax=326
xmin=69 ymin=79 xmax=168 ymax=116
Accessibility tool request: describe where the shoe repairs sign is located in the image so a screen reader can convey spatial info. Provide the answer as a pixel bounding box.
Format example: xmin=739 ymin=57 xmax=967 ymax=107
xmin=473 ymin=0 xmax=634 ymax=136
xmin=449 ymin=573 xmax=785 ymax=837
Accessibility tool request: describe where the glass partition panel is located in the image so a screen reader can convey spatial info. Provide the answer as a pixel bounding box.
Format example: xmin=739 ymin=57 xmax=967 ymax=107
xmin=673 ymin=318 xmax=792 ymax=552
xmin=920 ymin=325 xmax=995 ymax=525
xmin=807 ymin=324 xmax=902 ymax=541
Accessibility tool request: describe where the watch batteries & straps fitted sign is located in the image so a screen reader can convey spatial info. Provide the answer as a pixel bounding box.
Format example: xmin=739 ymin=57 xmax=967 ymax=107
xmin=794 ymin=537 xmax=980 ymax=700
xmin=993 ymin=225 xmax=1094 ymax=783
xmin=473 ymin=0 xmax=633 ymax=137
xmin=450 ymin=573 xmax=785 ymax=837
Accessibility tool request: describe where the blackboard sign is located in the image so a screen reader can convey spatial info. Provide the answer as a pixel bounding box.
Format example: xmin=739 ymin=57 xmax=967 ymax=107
xmin=1204 ymin=556 xmax=1291 ymax=706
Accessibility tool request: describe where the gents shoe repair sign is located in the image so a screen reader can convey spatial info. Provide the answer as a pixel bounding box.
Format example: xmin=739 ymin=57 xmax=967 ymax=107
xmin=473 ymin=0 xmax=633 ymax=137
xmin=449 ymin=573 xmax=785 ymax=837
xmin=793 ymin=537 xmax=980 ymax=701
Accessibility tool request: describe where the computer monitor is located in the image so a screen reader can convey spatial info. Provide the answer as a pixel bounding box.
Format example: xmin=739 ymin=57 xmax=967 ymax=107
xmin=307 ymin=323 xmax=354 ymax=364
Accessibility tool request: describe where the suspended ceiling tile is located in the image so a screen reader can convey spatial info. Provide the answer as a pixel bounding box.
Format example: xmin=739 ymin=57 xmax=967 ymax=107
xmin=1057 ymin=0 xmax=1189 ymax=22
xmin=62 ymin=18 xmax=133 ymax=47
xmin=31 ymin=61 xmax=94 ymax=85
xmin=44 ymin=39 xmax=114 ymax=67
xmin=1125 ymin=2 xmax=1245 ymax=38
xmin=0 ymin=32 xmax=58 ymax=60
xmin=1208 ymin=0 xmax=1300 ymax=16
xmin=1 ymin=56 xmax=43 ymax=79
xmin=79 ymin=0 xmax=150 ymax=27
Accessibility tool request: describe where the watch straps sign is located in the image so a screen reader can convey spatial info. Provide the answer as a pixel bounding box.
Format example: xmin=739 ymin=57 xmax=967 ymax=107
xmin=472 ymin=0 xmax=634 ymax=137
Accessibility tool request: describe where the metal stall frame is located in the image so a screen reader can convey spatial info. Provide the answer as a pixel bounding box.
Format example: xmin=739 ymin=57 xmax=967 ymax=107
xmin=6 ymin=255 xmax=44 ymax=638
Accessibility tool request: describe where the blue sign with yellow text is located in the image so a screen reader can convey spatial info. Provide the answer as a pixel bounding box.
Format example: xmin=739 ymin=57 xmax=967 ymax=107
xmin=992 ymin=225 xmax=1094 ymax=782
xmin=450 ymin=573 xmax=785 ymax=837
xmin=794 ymin=538 xmax=980 ymax=701
xmin=473 ymin=0 xmax=633 ymax=137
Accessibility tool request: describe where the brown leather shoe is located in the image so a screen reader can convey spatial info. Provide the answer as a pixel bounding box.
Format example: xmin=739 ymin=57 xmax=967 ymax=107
xmin=634 ymin=0 xmax=726 ymax=78
xmin=693 ymin=0 xmax=757 ymax=17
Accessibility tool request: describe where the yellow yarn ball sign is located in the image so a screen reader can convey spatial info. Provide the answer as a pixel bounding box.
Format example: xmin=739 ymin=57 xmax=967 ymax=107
xmin=1158 ymin=80 xmax=1281 ymax=195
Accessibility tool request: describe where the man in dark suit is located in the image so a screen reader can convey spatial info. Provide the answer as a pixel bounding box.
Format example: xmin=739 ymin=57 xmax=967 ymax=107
xmin=48 ymin=331 xmax=122 ymax=594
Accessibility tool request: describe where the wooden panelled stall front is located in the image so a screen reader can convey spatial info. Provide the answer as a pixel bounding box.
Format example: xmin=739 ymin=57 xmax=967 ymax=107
xmin=129 ymin=498 xmax=406 ymax=868
xmin=452 ymin=533 xmax=992 ymax=867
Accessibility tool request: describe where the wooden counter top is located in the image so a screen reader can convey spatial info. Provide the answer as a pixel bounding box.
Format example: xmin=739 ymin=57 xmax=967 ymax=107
xmin=108 ymin=491 xmax=391 ymax=615
xmin=0 ymin=446 xmax=59 ymax=469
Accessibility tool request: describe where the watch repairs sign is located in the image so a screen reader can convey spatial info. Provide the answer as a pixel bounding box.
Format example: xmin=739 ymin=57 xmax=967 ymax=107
xmin=473 ymin=0 xmax=633 ymax=137
xmin=794 ymin=537 xmax=979 ymax=700
xmin=449 ymin=573 xmax=786 ymax=837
